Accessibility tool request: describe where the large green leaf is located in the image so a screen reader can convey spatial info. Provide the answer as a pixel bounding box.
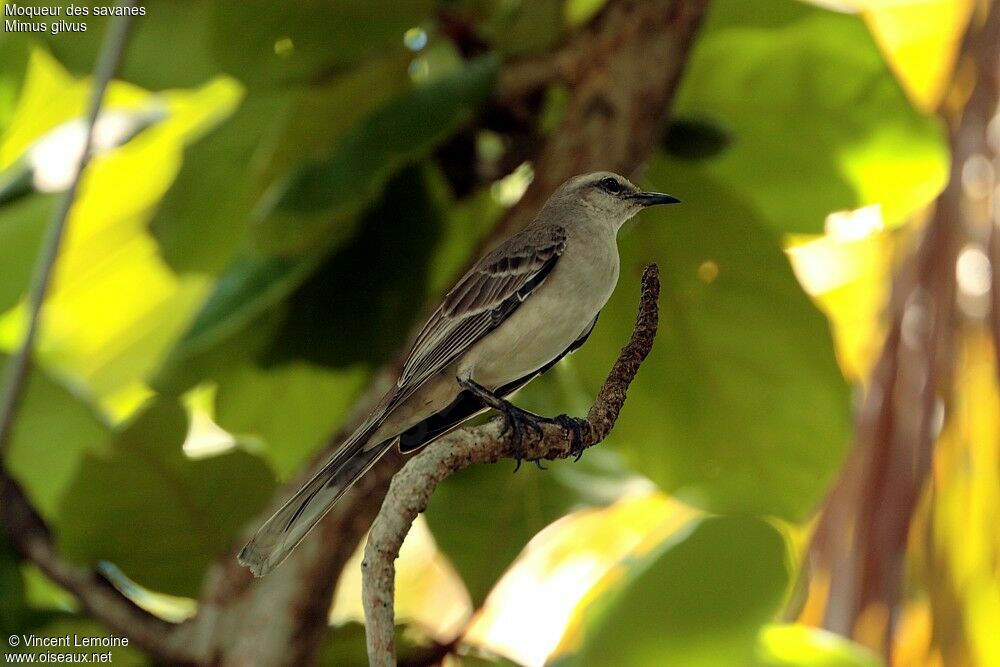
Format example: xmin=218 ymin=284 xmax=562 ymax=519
xmin=571 ymin=157 xmax=851 ymax=521
xmin=0 ymin=537 xmax=29 ymax=634
xmin=210 ymin=0 xmax=433 ymax=88
xmin=0 ymin=35 xmax=30 ymax=133
xmin=214 ymin=361 xmax=369 ymax=478
xmin=558 ymin=516 xmax=790 ymax=666
xmin=3 ymin=356 xmax=111 ymax=521
xmin=150 ymin=57 xmax=411 ymax=275
xmin=673 ymin=0 xmax=948 ymax=232
xmin=254 ymin=54 xmax=499 ymax=255
xmin=57 ymin=399 xmax=275 ymax=596
xmin=262 ymin=166 xmax=446 ymax=368
xmin=151 ymin=253 xmax=317 ymax=394
xmin=149 ymin=92 xmax=287 ymax=275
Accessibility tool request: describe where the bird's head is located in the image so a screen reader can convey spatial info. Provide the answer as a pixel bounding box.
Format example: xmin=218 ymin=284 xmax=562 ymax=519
xmin=550 ymin=171 xmax=680 ymax=230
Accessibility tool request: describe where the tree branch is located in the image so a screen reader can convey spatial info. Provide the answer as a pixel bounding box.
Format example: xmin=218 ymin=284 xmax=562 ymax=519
xmin=362 ymin=264 xmax=661 ymax=667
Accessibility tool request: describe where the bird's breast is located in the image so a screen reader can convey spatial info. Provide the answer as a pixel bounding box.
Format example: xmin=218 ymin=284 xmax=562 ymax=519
xmin=462 ymin=230 xmax=620 ymax=387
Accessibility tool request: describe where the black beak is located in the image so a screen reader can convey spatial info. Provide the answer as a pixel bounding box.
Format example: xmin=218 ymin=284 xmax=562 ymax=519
xmin=631 ymin=191 xmax=681 ymax=206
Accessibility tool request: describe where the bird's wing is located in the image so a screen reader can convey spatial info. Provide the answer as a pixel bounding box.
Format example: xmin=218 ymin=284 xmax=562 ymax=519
xmin=394 ymin=224 xmax=567 ymax=402
xmin=238 ymin=225 xmax=566 ymax=577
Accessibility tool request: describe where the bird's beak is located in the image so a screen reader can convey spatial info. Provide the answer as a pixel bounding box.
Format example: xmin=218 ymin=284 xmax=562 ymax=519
xmin=631 ymin=191 xmax=681 ymax=206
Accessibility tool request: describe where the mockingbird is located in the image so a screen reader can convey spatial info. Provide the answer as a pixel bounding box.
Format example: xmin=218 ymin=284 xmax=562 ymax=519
xmin=239 ymin=171 xmax=679 ymax=576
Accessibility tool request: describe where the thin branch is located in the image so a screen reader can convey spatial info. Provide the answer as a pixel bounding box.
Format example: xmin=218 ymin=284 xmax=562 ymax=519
xmin=362 ymin=264 xmax=661 ymax=667
xmin=0 ymin=3 xmax=186 ymax=662
xmin=0 ymin=3 xmax=136 ymax=456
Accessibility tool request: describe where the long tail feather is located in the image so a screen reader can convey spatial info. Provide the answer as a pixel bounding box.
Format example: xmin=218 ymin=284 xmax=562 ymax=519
xmin=238 ymin=431 xmax=395 ymax=577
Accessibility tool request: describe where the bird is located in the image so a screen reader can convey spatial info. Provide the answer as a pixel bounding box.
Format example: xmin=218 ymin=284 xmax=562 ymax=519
xmin=238 ymin=171 xmax=679 ymax=577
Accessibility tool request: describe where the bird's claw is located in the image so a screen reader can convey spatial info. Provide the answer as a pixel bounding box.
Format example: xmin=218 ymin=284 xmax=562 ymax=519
xmin=497 ymin=403 xmax=545 ymax=472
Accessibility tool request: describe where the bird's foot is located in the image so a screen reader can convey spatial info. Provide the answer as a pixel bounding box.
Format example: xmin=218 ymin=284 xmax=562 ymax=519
xmin=495 ymin=402 xmax=546 ymax=472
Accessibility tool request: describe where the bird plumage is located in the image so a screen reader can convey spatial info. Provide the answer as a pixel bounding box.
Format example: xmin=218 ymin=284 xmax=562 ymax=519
xmin=238 ymin=171 xmax=677 ymax=577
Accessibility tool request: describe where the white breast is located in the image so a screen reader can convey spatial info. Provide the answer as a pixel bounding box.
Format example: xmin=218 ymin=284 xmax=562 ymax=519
xmin=459 ymin=225 xmax=620 ymax=388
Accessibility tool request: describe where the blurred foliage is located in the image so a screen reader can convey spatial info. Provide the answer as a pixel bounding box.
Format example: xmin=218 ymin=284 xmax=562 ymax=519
xmin=0 ymin=0 xmax=983 ymax=664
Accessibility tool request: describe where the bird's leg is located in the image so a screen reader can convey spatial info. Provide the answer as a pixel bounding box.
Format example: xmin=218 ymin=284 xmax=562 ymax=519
xmin=459 ymin=378 xmax=545 ymax=471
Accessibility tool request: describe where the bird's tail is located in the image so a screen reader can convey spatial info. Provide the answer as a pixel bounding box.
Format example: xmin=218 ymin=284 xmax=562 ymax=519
xmin=238 ymin=424 xmax=395 ymax=577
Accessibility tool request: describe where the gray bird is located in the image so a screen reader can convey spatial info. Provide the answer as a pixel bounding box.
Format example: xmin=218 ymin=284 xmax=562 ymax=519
xmin=238 ymin=171 xmax=679 ymax=576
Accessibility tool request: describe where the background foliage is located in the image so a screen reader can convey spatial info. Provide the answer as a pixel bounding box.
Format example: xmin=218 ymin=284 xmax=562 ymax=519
xmin=0 ymin=0 xmax=990 ymax=665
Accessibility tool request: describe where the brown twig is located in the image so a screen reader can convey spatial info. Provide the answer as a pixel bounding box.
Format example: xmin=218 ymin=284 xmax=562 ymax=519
xmin=361 ymin=264 xmax=660 ymax=667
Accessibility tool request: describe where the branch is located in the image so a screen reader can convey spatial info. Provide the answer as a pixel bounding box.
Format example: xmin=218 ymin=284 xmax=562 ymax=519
xmin=362 ymin=264 xmax=661 ymax=667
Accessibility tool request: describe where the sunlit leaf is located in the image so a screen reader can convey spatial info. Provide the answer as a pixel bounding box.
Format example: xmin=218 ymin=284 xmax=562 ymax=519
xmin=556 ymin=516 xmax=790 ymax=666
xmin=57 ymin=399 xmax=275 ymax=596
xmin=425 ymin=444 xmax=638 ymax=605
xmin=214 ymin=361 xmax=369 ymax=477
xmin=755 ymin=624 xmax=883 ymax=666
xmin=675 ymin=0 xmax=948 ymax=232
xmin=465 ymin=493 xmax=695 ymax=666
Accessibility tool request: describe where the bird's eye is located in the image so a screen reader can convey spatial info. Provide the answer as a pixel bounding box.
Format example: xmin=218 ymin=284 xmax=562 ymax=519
xmin=598 ymin=177 xmax=623 ymax=194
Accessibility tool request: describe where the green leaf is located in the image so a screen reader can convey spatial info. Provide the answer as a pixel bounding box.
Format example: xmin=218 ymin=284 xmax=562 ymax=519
xmin=214 ymin=361 xmax=369 ymax=478
xmin=318 ymin=622 xmax=444 ymax=667
xmin=3 ymin=357 xmax=111 ymax=521
xmin=487 ymin=0 xmax=564 ymax=56
xmin=262 ymin=166 xmax=446 ymax=368
xmin=754 ymin=624 xmax=884 ymax=667
xmin=560 ymin=516 xmax=790 ymax=667
xmin=571 ymin=157 xmax=852 ymax=521
xmin=210 ymin=0 xmax=433 ymax=88
xmin=151 ymin=253 xmax=319 ymax=394
xmin=254 ymin=54 xmax=499 ymax=255
xmin=149 ymin=92 xmax=288 ymax=275
xmin=150 ymin=58 xmax=410 ymax=275
xmin=57 ymin=399 xmax=275 ymax=596
xmin=674 ymin=0 xmax=948 ymax=232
